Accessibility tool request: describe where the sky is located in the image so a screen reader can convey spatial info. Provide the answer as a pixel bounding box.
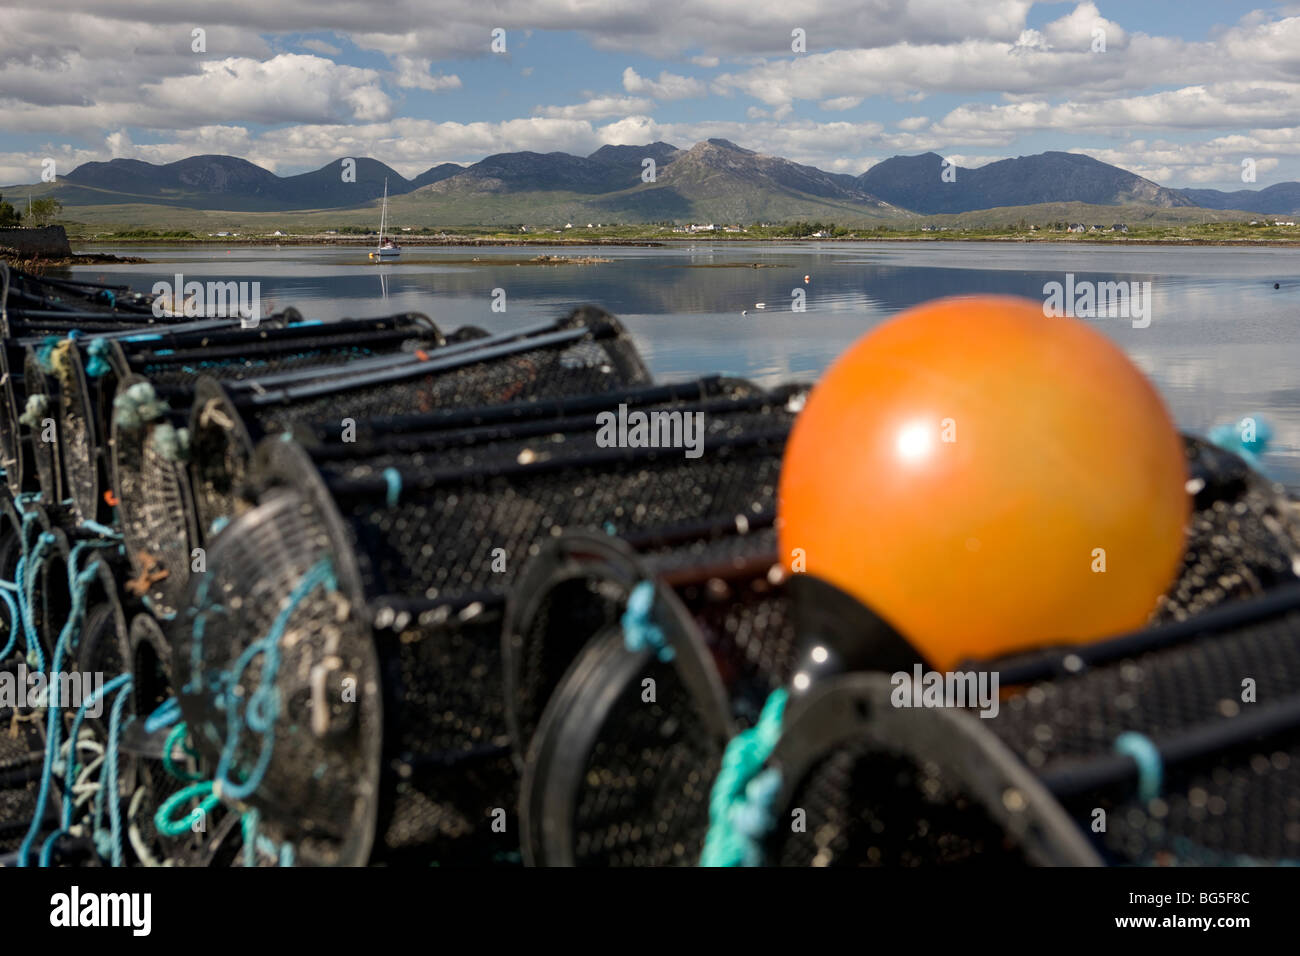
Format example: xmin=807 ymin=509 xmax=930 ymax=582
xmin=3 ymin=1 xmax=1300 ymax=190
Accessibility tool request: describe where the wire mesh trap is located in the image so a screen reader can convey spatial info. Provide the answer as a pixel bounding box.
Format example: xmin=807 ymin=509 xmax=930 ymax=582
xmin=186 ymin=306 xmax=652 ymax=541
xmin=0 ymin=263 xmax=204 ymax=491
xmin=117 ymin=613 xmax=234 ymax=867
xmin=65 ymin=312 xmax=438 ymax=527
xmin=505 ymin=520 xmax=800 ymax=867
xmin=108 ymin=316 xmax=443 ymax=617
xmin=731 ymin=440 xmax=1300 ymax=867
xmin=173 ymin=378 xmax=798 ymax=865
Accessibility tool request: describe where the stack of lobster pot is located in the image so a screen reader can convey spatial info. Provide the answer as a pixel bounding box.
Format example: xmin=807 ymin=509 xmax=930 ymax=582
xmin=174 ymin=359 xmax=801 ymax=865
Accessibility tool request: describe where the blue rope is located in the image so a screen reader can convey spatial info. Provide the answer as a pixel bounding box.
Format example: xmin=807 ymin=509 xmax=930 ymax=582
xmin=209 ymin=558 xmax=337 ymax=801
xmin=60 ymin=673 xmax=131 ymax=831
xmin=35 ymin=335 xmax=59 ymax=373
xmin=241 ymin=807 xmax=295 ymax=867
xmin=16 ymin=541 xmax=118 ymax=866
xmin=1208 ymin=415 xmax=1273 ymax=471
xmin=144 ymin=696 xmax=181 ymax=733
xmin=382 ymin=467 xmax=402 ymax=508
xmin=103 ymin=682 xmax=133 ymax=866
xmin=1114 ymin=731 xmax=1163 ymax=803
xmin=18 ymin=530 xmax=55 ymax=672
xmin=621 ymin=581 xmax=675 ymax=662
xmin=84 ymin=337 xmax=112 ymax=377
xmin=700 ymin=689 xmax=788 ymax=867
xmin=78 ymin=519 xmax=120 ymax=539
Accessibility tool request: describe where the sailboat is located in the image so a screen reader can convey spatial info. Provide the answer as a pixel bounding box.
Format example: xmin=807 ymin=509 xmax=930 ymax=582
xmin=369 ymin=178 xmax=400 ymax=260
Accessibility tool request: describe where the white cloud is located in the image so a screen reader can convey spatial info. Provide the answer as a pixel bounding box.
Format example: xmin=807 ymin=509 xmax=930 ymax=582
xmin=535 ymin=96 xmax=655 ymax=120
xmin=390 ymin=55 xmax=462 ymax=92
xmin=300 ymin=38 xmax=342 ymax=56
xmin=820 ymin=96 xmax=863 ymax=111
xmin=621 ymin=67 xmax=707 ymax=100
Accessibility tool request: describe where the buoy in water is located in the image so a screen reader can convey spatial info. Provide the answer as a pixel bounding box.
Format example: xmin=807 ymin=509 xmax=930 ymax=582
xmin=778 ymin=295 xmax=1189 ymax=670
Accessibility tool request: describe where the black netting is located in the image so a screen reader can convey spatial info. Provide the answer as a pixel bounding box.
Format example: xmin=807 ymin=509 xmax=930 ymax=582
xmin=769 ymin=743 xmax=1031 ymax=867
xmin=511 ymin=523 xmax=798 ymax=866
xmin=66 ymin=314 xmax=435 ymax=525
xmin=110 ymin=318 xmax=440 ymax=613
xmin=571 ymin=646 xmax=721 ymax=867
xmin=1154 ymin=436 xmax=1300 ymax=622
xmin=187 ymin=308 xmax=652 ymax=540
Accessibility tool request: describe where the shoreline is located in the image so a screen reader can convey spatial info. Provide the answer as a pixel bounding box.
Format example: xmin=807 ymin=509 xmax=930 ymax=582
xmin=65 ymin=234 xmax=1300 ymax=248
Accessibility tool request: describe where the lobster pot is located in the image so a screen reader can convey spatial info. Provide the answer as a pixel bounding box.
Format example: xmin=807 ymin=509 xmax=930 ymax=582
xmin=759 ymin=582 xmax=1300 ymax=867
xmin=108 ymin=317 xmax=443 ymax=616
xmin=1151 ymin=435 xmax=1300 ymax=622
xmin=175 ymin=383 xmax=797 ymax=865
xmin=0 ymin=492 xmax=47 ymax=856
xmin=0 ymin=265 xmax=155 ymax=333
xmin=117 ymin=613 xmax=234 ymax=867
xmin=186 ymin=307 xmax=651 ymax=540
xmin=63 ymin=311 xmax=435 ymax=526
xmin=0 ymin=264 xmax=203 ymax=491
xmin=0 ymin=492 xmax=24 ymax=657
xmin=0 ymin=702 xmax=46 ymax=857
xmin=504 ymin=520 xmax=800 ymax=866
xmin=0 ymin=517 xmax=127 ymax=862
xmin=750 ymin=440 xmax=1300 ymax=867
xmin=21 ymin=347 xmax=67 ymax=502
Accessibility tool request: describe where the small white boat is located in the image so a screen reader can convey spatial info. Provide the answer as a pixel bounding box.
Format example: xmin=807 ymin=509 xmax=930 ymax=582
xmin=369 ymin=179 xmax=400 ymax=261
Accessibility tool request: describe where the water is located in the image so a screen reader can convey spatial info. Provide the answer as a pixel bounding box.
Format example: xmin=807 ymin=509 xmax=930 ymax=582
xmin=71 ymin=241 xmax=1300 ymax=485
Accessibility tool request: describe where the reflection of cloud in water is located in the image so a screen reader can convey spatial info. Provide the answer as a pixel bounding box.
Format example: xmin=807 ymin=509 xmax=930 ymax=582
xmin=75 ymin=242 xmax=1300 ymax=486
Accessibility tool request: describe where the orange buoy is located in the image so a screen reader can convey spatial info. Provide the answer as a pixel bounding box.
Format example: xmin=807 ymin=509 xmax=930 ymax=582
xmin=778 ymin=295 xmax=1188 ymax=669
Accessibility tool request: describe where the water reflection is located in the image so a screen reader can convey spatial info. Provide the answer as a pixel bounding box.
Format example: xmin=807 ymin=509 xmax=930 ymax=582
xmin=71 ymin=241 xmax=1300 ymax=485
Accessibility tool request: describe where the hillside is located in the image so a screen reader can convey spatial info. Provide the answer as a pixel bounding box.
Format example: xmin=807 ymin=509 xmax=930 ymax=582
xmin=6 ymin=142 xmax=1298 ymax=227
xmin=860 ymin=151 xmax=1192 ymax=215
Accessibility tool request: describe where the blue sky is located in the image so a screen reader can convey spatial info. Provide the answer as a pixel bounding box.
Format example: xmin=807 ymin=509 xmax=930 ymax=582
xmin=4 ymin=1 xmax=1300 ymax=190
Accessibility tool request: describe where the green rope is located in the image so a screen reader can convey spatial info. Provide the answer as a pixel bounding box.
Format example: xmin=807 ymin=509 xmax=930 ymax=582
xmin=699 ymin=689 xmax=787 ymax=867
xmin=161 ymin=721 xmax=204 ymax=782
xmin=154 ymin=781 xmax=220 ymax=838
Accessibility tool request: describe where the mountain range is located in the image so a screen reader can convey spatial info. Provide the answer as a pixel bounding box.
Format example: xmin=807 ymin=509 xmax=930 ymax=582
xmin=9 ymin=139 xmax=1300 ymax=225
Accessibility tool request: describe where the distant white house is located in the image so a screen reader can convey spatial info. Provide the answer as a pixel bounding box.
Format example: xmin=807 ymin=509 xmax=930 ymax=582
xmin=1067 ymin=223 xmax=1086 ymax=233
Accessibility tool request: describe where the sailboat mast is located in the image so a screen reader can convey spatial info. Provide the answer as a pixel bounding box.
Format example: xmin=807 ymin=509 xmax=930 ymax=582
xmin=378 ymin=178 xmax=388 ymax=249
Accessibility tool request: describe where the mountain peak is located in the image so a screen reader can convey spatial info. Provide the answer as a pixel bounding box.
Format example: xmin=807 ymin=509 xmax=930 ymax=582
xmin=702 ymin=138 xmax=753 ymax=153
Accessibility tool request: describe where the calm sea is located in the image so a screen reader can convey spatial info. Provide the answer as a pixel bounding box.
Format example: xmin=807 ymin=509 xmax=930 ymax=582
xmin=71 ymin=241 xmax=1300 ymax=485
